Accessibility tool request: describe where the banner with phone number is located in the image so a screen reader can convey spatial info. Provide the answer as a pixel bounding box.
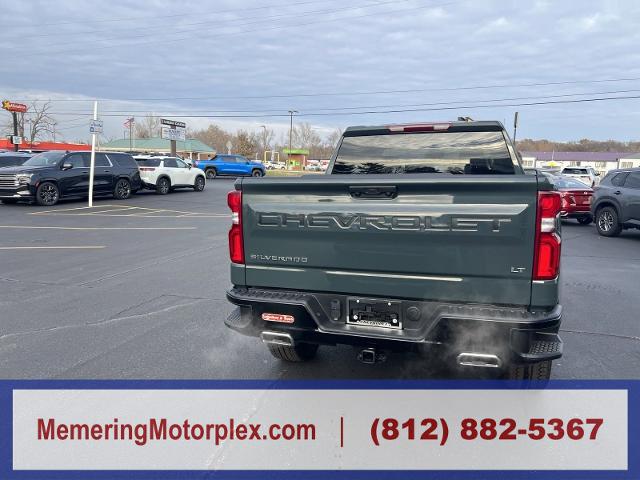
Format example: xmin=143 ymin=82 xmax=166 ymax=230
xmin=1 ymin=380 xmax=638 ymax=479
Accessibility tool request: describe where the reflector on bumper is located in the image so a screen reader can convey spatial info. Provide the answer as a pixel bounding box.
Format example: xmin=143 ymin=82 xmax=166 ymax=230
xmin=261 ymin=313 xmax=295 ymax=324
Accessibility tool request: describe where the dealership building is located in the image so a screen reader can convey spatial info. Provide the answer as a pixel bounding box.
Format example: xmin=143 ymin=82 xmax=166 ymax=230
xmin=520 ymin=151 xmax=640 ymax=175
xmin=101 ymin=137 xmax=216 ymax=160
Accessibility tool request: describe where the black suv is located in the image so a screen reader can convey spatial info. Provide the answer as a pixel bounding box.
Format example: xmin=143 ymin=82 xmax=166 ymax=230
xmin=592 ymin=168 xmax=640 ymax=236
xmin=0 ymin=151 xmax=142 ymax=206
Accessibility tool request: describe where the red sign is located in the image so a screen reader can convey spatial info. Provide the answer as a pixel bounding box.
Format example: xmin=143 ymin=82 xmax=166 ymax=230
xmin=2 ymin=100 xmax=27 ymax=113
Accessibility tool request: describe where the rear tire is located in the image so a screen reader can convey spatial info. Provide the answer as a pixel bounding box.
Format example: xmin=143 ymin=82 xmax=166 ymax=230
xmin=595 ymin=206 xmax=622 ymax=237
xmin=577 ymin=215 xmax=593 ymax=225
xmin=193 ymin=175 xmax=205 ymax=191
xmin=113 ymin=178 xmax=132 ymax=200
xmin=252 ymin=169 xmax=263 ymax=177
xmin=156 ymin=177 xmax=170 ymax=195
xmin=506 ymin=360 xmax=552 ymax=380
xmin=205 ymin=168 xmax=217 ymax=179
xmin=267 ymin=343 xmax=318 ymax=362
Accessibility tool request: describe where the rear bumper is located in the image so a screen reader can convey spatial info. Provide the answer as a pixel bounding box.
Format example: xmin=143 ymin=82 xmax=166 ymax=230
xmin=225 ymin=287 xmax=562 ymax=364
xmin=561 ymin=211 xmax=591 ymax=219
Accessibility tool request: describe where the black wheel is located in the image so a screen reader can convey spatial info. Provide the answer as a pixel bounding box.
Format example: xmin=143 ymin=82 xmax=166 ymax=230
xmin=595 ymin=206 xmax=622 ymax=237
xmin=506 ymin=360 xmax=552 ymax=380
xmin=252 ymin=169 xmax=263 ymax=177
xmin=36 ymin=182 xmax=59 ymax=206
xmin=156 ymin=177 xmax=170 ymax=195
xmin=577 ymin=215 xmax=593 ymax=225
xmin=1 ymin=199 xmax=18 ymax=204
xmin=193 ymin=175 xmax=205 ymax=191
xmin=113 ymin=178 xmax=132 ymax=200
xmin=205 ymin=168 xmax=217 ymax=179
xmin=267 ymin=343 xmax=318 ymax=362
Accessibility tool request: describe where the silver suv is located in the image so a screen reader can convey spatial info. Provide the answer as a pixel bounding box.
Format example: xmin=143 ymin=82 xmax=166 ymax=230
xmin=591 ymin=168 xmax=640 ymax=236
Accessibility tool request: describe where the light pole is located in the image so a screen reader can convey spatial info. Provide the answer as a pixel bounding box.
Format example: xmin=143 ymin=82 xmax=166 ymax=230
xmin=260 ymin=124 xmax=267 ymax=162
xmin=288 ymin=110 xmax=298 ymax=168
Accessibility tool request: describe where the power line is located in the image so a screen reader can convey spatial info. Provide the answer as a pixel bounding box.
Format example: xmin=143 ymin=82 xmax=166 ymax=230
xmin=42 ymin=88 xmax=640 ymax=115
xmin=15 ymin=76 xmax=640 ymax=104
xmin=43 ymin=94 xmax=640 ymax=118
xmin=21 ymin=1 xmax=447 ymax=58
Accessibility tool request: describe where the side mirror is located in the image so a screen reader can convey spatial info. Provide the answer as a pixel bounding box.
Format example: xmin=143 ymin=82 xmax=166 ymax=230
xmin=61 ymin=162 xmax=73 ymax=170
xmin=595 ymin=172 xmax=600 ymax=176
xmin=188 ymin=164 xmax=192 ymax=169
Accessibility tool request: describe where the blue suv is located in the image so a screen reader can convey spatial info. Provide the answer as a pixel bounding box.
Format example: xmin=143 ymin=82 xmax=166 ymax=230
xmin=195 ymin=154 xmax=265 ymax=179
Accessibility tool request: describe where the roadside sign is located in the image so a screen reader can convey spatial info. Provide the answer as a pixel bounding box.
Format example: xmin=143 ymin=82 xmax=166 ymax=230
xmin=89 ymin=119 xmax=103 ymax=134
xmin=2 ymin=100 xmax=27 ymax=113
xmin=160 ymin=118 xmax=186 ymax=129
xmin=11 ymin=135 xmax=22 ymax=145
xmin=161 ymin=126 xmax=186 ymax=141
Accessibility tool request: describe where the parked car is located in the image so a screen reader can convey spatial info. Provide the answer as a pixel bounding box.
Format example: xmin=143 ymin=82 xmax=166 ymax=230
xmin=225 ymin=120 xmax=563 ymax=380
xmin=134 ymin=155 xmax=205 ymax=194
xmin=0 ymin=151 xmax=141 ymax=206
xmin=195 ymin=154 xmax=265 ymax=179
xmin=264 ymin=161 xmax=286 ymax=170
xmin=0 ymin=151 xmax=32 ymax=167
xmin=592 ymin=168 xmax=640 ymax=237
xmin=561 ymin=166 xmax=599 ymax=187
xmin=551 ymin=176 xmax=594 ymax=224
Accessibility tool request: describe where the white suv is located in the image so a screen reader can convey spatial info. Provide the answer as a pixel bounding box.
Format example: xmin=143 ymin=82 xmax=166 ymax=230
xmin=561 ymin=166 xmax=600 ymax=187
xmin=134 ymin=156 xmax=206 ymax=194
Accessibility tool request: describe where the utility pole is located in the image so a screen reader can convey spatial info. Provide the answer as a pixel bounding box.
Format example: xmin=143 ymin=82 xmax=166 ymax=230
xmin=88 ymin=101 xmax=98 ymax=208
xmin=288 ymin=110 xmax=297 ymax=168
xmin=260 ymin=124 xmax=267 ymax=162
xmin=12 ymin=112 xmax=18 ymax=152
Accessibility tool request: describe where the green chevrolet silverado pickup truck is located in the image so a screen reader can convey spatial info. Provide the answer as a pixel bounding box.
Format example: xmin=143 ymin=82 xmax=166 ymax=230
xmin=225 ymin=120 xmax=563 ymax=379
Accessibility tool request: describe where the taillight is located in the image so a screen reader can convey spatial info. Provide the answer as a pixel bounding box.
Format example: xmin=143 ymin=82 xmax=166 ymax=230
xmin=533 ymin=191 xmax=562 ymax=280
xmin=227 ymin=190 xmax=244 ymax=264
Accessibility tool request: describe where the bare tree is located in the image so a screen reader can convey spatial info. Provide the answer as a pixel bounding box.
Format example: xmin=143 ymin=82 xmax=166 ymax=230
xmin=326 ymin=128 xmax=342 ymax=149
xmin=27 ymin=102 xmax=57 ymax=144
xmin=134 ymin=115 xmax=160 ymax=139
xmin=234 ymin=129 xmax=259 ymax=158
xmin=292 ymin=122 xmax=321 ymax=149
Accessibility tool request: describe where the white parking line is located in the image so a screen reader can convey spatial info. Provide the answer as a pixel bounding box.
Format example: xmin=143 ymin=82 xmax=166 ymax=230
xmin=0 ymin=226 xmax=197 ymax=230
xmin=86 ymin=206 xmax=139 ymax=215
xmin=0 ymin=246 xmax=106 ymax=250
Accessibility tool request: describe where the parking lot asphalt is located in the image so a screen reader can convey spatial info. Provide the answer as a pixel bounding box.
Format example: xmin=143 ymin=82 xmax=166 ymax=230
xmin=0 ymin=179 xmax=639 ymax=380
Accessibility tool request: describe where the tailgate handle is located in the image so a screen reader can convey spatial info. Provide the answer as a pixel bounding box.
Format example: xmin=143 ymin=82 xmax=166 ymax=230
xmin=349 ymin=185 xmax=397 ymax=199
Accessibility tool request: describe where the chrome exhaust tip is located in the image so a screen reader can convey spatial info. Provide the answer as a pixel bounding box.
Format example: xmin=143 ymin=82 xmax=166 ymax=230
xmin=457 ymin=352 xmax=502 ymax=368
xmin=260 ymin=331 xmax=294 ymax=347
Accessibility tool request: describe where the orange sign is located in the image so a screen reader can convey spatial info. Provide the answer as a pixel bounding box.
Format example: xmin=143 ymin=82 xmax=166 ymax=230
xmin=2 ymin=100 xmax=27 ymax=113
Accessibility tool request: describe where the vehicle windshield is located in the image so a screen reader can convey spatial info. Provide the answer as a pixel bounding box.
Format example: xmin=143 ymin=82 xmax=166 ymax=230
xmin=554 ymin=176 xmax=592 ymax=188
xmin=22 ymin=151 xmax=66 ymax=166
xmin=332 ymin=131 xmax=515 ymax=174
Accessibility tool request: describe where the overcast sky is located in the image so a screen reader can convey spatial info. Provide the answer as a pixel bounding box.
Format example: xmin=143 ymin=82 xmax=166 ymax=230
xmin=2 ymin=0 xmax=640 ymax=144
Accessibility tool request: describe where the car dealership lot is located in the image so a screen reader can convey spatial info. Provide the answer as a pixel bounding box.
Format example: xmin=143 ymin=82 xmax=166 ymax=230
xmin=0 ymin=181 xmax=638 ymax=380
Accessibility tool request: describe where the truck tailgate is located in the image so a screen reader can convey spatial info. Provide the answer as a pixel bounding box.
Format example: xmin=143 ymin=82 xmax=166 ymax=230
xmin=239 ymin=175 xmax=538 ymax=306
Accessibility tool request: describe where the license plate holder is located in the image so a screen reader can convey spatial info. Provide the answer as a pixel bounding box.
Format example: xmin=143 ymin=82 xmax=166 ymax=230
xmin=346 ymin=297 xmax=402 ymax=329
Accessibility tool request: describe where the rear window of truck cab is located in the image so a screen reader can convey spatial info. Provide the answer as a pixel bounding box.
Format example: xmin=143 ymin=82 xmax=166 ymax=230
xmin=332 ymin=131 xmax=515 ymax=174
